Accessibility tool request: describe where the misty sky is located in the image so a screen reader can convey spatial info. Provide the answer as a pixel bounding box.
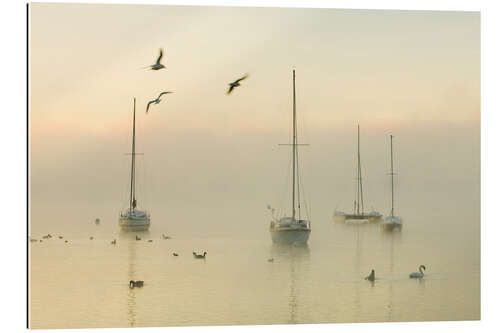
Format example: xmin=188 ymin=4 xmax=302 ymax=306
xmin=29 ymin=3 xmax=479 ymax=238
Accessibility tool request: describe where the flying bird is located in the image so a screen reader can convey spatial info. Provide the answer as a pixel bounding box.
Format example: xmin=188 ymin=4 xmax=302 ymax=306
xmin=227 ymin=74 xmax=249 ymax=95
xmin=146 ymin=91 xmax=173 ymax=114
xmin=145 ymin=48 xmax=166 ymax=70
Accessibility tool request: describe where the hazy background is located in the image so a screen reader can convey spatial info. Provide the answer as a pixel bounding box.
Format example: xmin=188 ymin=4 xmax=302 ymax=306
xmin=29 ymin=3 xmax=479 ymax=239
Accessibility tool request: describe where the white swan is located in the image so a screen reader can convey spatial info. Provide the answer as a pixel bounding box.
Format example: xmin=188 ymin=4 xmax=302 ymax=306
xmin=409 ymin=265 xmax=426 ymax=278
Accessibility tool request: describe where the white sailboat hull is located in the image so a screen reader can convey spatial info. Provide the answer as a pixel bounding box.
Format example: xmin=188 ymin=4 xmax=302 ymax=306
xmin=119 ymin=210 xmax=150 ymax=231
xmin=337 ymin=213 xmax=382 ymax=223
xmin=269 ymin=217 xmax=311 ymax=244
xmin=270 ymin=228 xmax=311 ymax=244
xmin=381 ymin=216 xmax=402 ymax=231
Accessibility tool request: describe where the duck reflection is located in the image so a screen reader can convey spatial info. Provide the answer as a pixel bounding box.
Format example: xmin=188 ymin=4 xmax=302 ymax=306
xmin=270 ymin=244 xmax=310 ymax=324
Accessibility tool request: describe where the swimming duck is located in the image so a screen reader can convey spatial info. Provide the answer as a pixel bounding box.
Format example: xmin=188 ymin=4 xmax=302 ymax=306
xmin=193 ymin=251 xmax=207 ymax=259
xmin=129 ymin=280 xmax=144 ymax=288
xmin=365 ymin=269 xmax=375 ymax=282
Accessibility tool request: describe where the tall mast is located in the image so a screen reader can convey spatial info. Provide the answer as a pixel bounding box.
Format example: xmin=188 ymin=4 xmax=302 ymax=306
xmin=295 ymin=72 xmax=302 ymax=220
xmin=390 ymin=134 xmax=394 ymax=217
xmin=357 ymin=124 xmax=364 ymax=215
xmin=129 ymin=98 xmax=136 ymax=212
xmin=292 ymin=70 xmax=297 ymax=220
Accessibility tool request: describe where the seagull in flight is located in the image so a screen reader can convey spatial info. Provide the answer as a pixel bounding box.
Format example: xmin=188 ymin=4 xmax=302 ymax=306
xmin=146 ymin=91 xmax=173 ymax=114
xmin=145 ymin=48 xmax=166 ymax=70
xmin=227 ymin=74 xmax=249 ymax=95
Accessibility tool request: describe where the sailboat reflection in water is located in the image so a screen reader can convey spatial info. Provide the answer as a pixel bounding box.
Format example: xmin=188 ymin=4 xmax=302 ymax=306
xmin=119 ymin=98 xmax=151 ymax=231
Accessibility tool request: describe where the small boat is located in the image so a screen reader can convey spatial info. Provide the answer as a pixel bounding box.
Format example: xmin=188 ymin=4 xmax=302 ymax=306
xmin=381 ymin=135 xmax=402 ymax=231
xmin=334 ymin=125 xmax=382 ymax=223
xmin=119 ymin=98 xmax=151 ymax=231
xmin=269 ymin=70 xmax=311 ymax=245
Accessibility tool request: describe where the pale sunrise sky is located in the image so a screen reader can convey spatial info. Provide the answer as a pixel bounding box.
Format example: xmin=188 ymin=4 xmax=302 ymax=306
xmin=29 ymin=3 xmax=480 ymax=237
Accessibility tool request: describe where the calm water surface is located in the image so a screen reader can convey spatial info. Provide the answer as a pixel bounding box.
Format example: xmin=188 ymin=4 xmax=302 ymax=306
xmin=29 ymin=211 xmax=479 ymax=328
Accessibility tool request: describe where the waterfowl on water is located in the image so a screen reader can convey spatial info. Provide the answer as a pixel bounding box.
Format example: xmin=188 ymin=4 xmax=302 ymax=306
xmin=129 ymin=280 xmax=144 ymax=288
xmin=193 ymin=251 xmax=207 ymax=259
xmin=365 ymin=269 xmax=375 ymax=282
xmin=409 ymin=265 xmax=426 ymax=278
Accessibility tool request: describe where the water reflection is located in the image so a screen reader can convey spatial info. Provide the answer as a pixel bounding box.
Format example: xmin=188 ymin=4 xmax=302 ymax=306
xmin=119 ymin=230 xmax=151 ymax=241
xmin=127 ymin=236 xmax=137 ymax=327
xmin=384 ymin=231 xmax=401 ymax=322
xmin=270 ymin=244 xmax=310 ymax=324
xmin=387 ymin=233 xmax=394 ymax=322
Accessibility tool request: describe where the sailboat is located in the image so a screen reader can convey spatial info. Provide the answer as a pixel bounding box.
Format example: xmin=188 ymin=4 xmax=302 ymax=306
xmin=381 ymin=134 xmax=402 ymax=231
xmin=119 ymin=98 xmax=151 ymax=231
xmin=269 ymin=70 xmax=311 ymax=244
xmin=334 ymin=125 xmax=382 ymax=223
